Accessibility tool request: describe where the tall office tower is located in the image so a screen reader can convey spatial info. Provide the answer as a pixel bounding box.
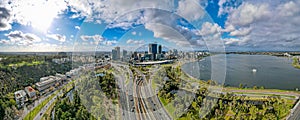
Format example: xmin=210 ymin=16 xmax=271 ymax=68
xmin=112 ymin=49 xmax=118 ymax=60
xmin=148 ymin=43 xmax=158 ymax=54
xmin=115 ymin=46 xmax=120 ymax=60
xmin=123 ymin=49 xmax=127 ymax=60
xmin=158 ymin=45 xmax=162 ymax=54
xmin=148 ymin=43 xmax=158 ymax=60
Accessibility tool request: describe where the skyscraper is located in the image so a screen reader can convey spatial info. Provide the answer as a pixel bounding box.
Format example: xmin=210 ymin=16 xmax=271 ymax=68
xmin=148 ymin=43 xmax=158 ymax=54
xmin=123 ymin=49 xmax=127 ymax=60
xmin=112 ymin=46 xmax=121 ymax=60
xmin=112 ymin=49 xmax=118 ymax=60
xmin=115 ymin=46 xmax=120 ymax=60
xmin=148 ymin=43 xmax=158 ymax=60
xmin=158 ymin=45 xmax=162 ymax=54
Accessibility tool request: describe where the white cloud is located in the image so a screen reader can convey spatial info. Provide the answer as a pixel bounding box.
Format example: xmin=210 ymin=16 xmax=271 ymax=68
xmin=0 ymin=7 xmax=12 ymax=31
xmin=198 ymin=22 xmax=222 ymax=36
xmin=229 ymin=27 xmax=252 ymax=36
xmin=126 ymin=39 xmax=145 ymax=44
xmin=217 ymin=0 xmax=242 ymax=16
xmin=131 ymin=31 xmax=137 ymax=35
xmin=66 ymin=0 xmax=175 ymax=24
xmin=145 ymin=23 xmax=193 ymax=47
xmin=102 ymin=40 xmax=117 ymax=46
xmin=223 ymin=1 xmax=300 ymax=51
xmin=75 ymin=26 xmax=80 ymax=30
xmin=176 ymin=0 xmax=205 ymax=21
xmin=227 ymin=2 xmax=270 ymax=27
xmin=0 ymin=39 xmax=9 ymax=44
xmin=4 ymin=31 xmax=41 ymax=45
xmin=277 ymin=1 xmax=300 ymax=17
xmin=80 ymin=35 xmax=105 ymax=45
xmin=46 ymin=34 xmax=66 ymax=42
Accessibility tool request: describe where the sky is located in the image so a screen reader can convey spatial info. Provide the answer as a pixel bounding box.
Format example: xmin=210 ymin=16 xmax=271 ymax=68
xmin=0 ymin=0 xmax=299 ymax=52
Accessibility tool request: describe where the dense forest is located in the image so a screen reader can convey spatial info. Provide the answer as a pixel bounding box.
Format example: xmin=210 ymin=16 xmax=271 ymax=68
xmin=75 ymin=69 xmax=119 ymax=119
xmin=0 ymin=54 xmax=72 ymax=119
xmin=0 ymin=55 xmax=72 ymax=95
xmin=54 ymin=90 xmax=95 ymax=120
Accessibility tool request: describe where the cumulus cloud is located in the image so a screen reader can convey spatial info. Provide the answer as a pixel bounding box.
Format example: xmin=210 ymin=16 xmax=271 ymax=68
xmin=223 ymin=1 xmax=300 ymax=51
xmin=66 ymin=0 xmax=175 ymax=24
xmin=229 ymin=27 xmax=252 ymax=36
xmin=80 ymin=35 xmax=103 ymax=41
xmin=227 ymin=2 xmax=270 ymax=27
xmin=0 ymin=7 xmax=12 ymax=31
xmin=277 ymin=1 xmax=300 ymax=17
xmin=46 ymin=34 xmax=66 ymax=42
xmin=75 ymin=26 xmax=80 ymax=30
xmin=198 ymin=22 xmax=222 ymax=36
xmin=218 ymin=0 xmax=242 ymax=16
xmin=80 ymin=35 xmax=105 ymax=45
xmin=176 ymin=0 xmax=205 ymax=21
xmin=102 ymin=40 xmax=118 ymax=46
xmin=4 ymin=31 xmax=41 ymax=45
xmin=131 ymin=31 xmax=137 ymax=35
xmin=145 ymin=23 xmax=190 ymax=46
xmin=126 ymin=39 xmax=145 ymax=44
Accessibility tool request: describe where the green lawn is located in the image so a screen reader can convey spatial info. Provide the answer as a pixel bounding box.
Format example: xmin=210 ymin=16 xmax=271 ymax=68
xmin=159 ymin=97 xmax=177 ymax=119
xmin=8 ymin=61 xmax=44 ymax=68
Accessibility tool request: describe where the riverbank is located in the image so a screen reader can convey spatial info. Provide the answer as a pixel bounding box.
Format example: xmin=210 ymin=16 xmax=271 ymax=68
xmin=182 ymin=54 xmax=300 ymax=90
xmin=293 ymin=57 xmax=300 ymax=69
xmin=154 ymin=62 xmax=298 ymax=119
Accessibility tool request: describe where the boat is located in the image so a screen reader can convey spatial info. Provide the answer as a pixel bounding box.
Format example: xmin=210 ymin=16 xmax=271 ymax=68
xmin=252 ymin=69 xmax=257 ymax=72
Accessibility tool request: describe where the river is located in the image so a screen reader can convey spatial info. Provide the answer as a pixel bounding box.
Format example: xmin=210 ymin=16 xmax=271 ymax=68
xmin=182 ymin=54 xmax=300 ymax=90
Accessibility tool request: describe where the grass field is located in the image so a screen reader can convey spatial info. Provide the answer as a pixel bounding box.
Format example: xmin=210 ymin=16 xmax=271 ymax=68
xmin=159 ymin=97 xmax=176 ymax=119
xmin=8 ymin=61 xmax=45 ymax=68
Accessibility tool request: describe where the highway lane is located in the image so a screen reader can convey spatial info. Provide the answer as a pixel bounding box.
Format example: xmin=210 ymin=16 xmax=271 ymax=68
xmin=112 ymin=63 xmax=171 ymax=120
xmin=134 ymin=67 xmax=171 ymax=120
xmin=33 ymin=91 xmax=62 ymax=120
xmin=112 ymin=63 xmax=136 ymax=120
xmin=287 ymin=98 xmax=300 ymax=120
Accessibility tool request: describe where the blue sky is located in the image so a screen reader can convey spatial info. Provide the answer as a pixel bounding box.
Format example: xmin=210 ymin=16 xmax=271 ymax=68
xmin=0 ymin=0 xmax=299 ymax=52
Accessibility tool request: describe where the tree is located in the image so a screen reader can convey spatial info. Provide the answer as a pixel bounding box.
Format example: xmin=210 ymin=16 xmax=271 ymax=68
xmin=239 ymin=83 xmax=243 ymax=89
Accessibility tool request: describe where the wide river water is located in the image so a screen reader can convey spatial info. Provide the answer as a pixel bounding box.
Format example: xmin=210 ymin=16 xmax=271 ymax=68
xmin=181 ymin=54 xmax=300 ymax=90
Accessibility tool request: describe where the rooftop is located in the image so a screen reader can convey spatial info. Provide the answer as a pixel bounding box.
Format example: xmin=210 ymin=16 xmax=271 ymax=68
xmin=14 ymin=90 xmax=26 ymax=99
xmin=36 ymin=78 xmax=56 ymax=87
xmin=25 ymin=86 xmax=35 ymax=92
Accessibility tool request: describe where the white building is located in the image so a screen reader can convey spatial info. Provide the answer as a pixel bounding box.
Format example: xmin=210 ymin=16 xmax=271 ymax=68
xmin=35 ymin=77 xmax=57 ymax=93
xmin=14 ymin=90 xmax=27 ymax=108
xmin=25 ymin=86 xmax=36 ymax=99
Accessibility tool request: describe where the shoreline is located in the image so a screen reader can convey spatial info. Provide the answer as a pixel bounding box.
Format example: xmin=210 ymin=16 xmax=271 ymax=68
xmin=180 ymin=55 xmax=300 ymax=92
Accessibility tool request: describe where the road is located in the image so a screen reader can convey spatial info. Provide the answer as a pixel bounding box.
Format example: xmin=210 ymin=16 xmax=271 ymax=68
xmin=112 ymin=63 xmax=171 ymax=120
xmin=133 ymin=67 xmax=171 ymax=120
xmin=33 ymin=93 xmax=59 ymax=120
xmin=287 ymin=97 xmax=300 ymax=120
xmin=112 ymin=63 xmax=136 ymax=120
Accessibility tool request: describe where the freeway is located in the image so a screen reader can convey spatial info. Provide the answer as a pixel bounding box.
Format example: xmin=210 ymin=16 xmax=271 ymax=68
xmin=112 ymin=63 xmax=171 ymax=120
xmin=111 ymin=63 xmax=136 ymax=120
xmin=133 ymin=67 xmax=171 ymax=120
xmin=33 ymin=93 xmax=60 ymax=120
